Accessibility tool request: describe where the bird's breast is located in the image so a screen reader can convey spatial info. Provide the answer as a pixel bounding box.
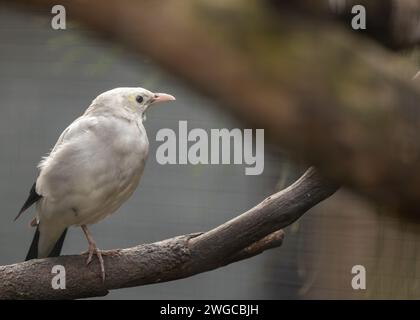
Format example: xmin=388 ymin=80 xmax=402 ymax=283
xmin=37 ymin=117 xmax=150 ymax=226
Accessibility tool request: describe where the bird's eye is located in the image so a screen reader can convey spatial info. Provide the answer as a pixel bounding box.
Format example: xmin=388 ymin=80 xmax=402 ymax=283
xmin=136 ymin=95 xmax=144 ymax=104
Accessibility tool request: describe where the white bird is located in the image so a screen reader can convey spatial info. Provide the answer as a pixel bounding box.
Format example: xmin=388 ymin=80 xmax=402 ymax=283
xmin=16 ymin=87 xmax=175 ymax=281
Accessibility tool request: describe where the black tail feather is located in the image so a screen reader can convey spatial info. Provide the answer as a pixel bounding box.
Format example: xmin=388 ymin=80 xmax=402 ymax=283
xmin=49 ymin=228 xmax=68 ymax=257
xmin=25 ymin=227 xmax=40 ymax=261
xmin=25 ymin=227 xmax=68 ymax=261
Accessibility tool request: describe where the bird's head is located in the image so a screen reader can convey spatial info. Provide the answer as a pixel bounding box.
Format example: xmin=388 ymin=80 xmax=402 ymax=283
xmin=87 ymin=87 xmax=176 ymax=120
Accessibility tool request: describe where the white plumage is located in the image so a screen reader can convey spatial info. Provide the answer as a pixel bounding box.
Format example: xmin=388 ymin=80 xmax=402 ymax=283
xmin=19 ymin=87 xmax=175 ymax=280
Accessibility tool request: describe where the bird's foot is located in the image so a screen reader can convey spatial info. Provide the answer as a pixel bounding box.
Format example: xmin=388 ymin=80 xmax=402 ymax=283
xmin=81 ymin=248 xmax=120 ymax=257
xmin=82 ymin=243 xmax=105 ymax=282
xmin=101 ymin=249 xmax=122 ymax=257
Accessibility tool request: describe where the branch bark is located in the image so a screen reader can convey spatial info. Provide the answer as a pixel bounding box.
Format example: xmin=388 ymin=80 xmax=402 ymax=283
xmin=0 ymin=167 xmax=338 ymax=299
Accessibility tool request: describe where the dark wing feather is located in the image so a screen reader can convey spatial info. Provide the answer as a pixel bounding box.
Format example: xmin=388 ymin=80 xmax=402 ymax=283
xmin=15 ymin=182 xmax=42 ymax=221
xmin=25 ymin=227 xmax=68 ymax=260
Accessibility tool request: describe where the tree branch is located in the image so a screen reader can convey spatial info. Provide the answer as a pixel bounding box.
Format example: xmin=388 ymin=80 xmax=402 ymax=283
xmin=0 ymin=167 xmax=338 ymax=299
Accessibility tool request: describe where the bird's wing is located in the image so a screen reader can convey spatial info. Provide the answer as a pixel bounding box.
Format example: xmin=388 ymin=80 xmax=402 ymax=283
xmin=14 ymin=182 xmax=42 ymax=221
xmin=15 ymin=115 xmax=94 ymax=220
xmin=38 ymin=115 xmax=87 ymax=170
xmin=35 ymin=115 xmax=116 ymax=203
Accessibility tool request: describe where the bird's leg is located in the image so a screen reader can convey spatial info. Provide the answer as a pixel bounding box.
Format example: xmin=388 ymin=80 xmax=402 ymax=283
xmin=81 ymin=225 xmax=105 ymax=282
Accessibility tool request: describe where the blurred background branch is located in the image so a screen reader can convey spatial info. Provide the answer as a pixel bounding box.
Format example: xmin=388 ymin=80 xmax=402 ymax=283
xmin=282 ymin=0 xmax=420 ymax=49
xmin=9 ymin=0 xmax=420 ymax=213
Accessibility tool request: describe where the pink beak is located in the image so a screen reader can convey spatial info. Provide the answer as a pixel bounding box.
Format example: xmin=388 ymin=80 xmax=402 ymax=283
xmin=151 ymin=93 xmax=176 ymax=104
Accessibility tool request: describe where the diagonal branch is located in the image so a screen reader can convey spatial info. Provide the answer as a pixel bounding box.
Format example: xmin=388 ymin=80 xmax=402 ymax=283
xmin=0 ymin=167 xmax=338 ymax=299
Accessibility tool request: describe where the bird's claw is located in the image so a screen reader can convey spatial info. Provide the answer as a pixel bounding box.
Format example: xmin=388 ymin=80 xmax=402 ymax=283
xmin=82 ymin=244 xmax=106 ymax=282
